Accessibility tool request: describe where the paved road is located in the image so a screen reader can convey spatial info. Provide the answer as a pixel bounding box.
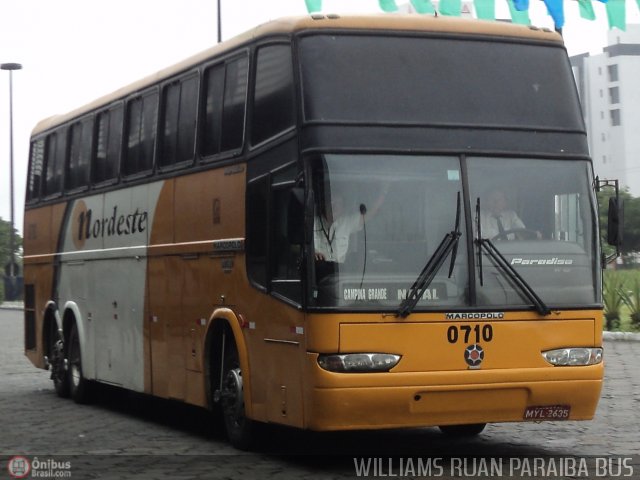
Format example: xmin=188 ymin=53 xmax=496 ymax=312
xmin=0 ymin=308 xmax=638 ymax=479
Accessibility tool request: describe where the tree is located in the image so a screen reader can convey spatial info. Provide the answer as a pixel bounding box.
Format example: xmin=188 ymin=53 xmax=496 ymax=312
xmin=0 ymin=218 xmax=23 ymax=302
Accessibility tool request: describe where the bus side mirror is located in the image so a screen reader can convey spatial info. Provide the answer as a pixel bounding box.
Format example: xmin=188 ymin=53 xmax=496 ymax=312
xmin=607 ymin=196 xmax=624 ymax=247
xmin=287 ymin=188 xmax=305 ymax=245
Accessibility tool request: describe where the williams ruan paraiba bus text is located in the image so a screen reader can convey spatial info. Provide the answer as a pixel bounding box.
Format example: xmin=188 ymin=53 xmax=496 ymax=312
xmin=352 ymin=457 xmax=635 ymax=477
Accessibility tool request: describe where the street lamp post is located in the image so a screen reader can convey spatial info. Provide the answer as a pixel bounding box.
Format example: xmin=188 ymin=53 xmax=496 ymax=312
xmin=217 ymin=0 xmax=222 ymax=43
xmin=1 ymin=62 xmax=22 ymax=281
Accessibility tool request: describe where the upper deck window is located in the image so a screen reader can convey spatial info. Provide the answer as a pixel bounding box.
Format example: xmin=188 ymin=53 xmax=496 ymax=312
xmin=92 ymin=106 xmax=123 ymax=184
xmin=299 ymin=34 xmax=584 ymax=131
xmin=251 ymin=45 xmax=295 ymax=146
xmin=43 ymin=130 xmax=66 ymax=197
xmin=159 ymin=74 xmax=199 ymax=168
xmin=66 ymin=118 xmax=92 ymax=190
xmin=202 ymin=55 xmax=249 ymax=157
xmin=124 ymin=91 xmax=158 ymax=176
xmin=27 ymin=139 xmax=45 ymax=202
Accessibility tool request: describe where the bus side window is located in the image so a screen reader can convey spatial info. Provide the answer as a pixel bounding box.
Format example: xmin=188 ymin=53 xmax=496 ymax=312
xmin=92 ymin=106 xmax=122 ymax=184
xmin=124 ymin=90 xmax=158 ymax=176
xmin=201 ymin=54 xmax=248 ymax=158
xmin=202 ymin=64 xmax=225 ymax=157
xmin=27 ymin=139 xmax=45 ymax=203
xmin=43 ymin=130 xmax=66 ymax=197
xmin=271 ymin=184 xmax=303 ymax=304
xmin=221 ymin=55 xmax=248 ymax=152
xmin=251 ymin=44 xmax=295 ymax=146
xmin=246 ymin=174 xmax=270 ymax=290
xmin=66 ymin=117 xmax=92 ymax=191
xmin=159 ymin=74 xmax=199 ymax=168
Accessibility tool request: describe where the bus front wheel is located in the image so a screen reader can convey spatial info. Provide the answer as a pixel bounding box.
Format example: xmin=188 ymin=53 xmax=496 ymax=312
xmin=438 ymin=423 xmax=486 ymax=437
xmin=220 ymin=337 xmax=254 ymax=450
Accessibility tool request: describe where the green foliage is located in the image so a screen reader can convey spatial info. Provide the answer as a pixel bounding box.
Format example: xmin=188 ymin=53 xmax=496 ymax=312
xmin=0 ymin=217 xmax=23 ymax=272
xmin=0 ymin=218 xmax=23 ymax=304
xmin=603 ymin=271 xmax=625 ymax=330
xmin=618 ymin=273 xmax=640 ymax=331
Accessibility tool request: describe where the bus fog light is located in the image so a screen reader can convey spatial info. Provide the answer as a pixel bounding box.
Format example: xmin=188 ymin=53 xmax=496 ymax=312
xmin=542 ymin=348 xmax=602 ymax=366
xmin=317 ymin=353 xmax=401 ymax=372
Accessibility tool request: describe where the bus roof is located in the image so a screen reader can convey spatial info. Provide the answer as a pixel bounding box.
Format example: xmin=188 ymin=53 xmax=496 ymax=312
xmin=32 ymin=14 xmax=563 ymax=136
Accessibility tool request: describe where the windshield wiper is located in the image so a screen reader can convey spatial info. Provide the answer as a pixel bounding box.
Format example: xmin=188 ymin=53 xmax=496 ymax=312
xmin=476 ymin=237 xmax=551 ymax=316
xmin=397 ymin=192 xmax=461 ymax=318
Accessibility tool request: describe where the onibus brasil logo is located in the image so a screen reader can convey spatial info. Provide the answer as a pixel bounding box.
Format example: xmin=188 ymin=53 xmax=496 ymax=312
xmin=7 ymin=456 xmax=72 ymax=478
xmin=7 ymin=456 xmax=30 ymax=478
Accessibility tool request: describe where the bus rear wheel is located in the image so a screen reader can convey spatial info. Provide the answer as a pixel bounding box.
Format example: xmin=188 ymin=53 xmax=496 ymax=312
xmin=220 ymin=339 xmax=254 ymax=450
xmin=68 ymin=323 xmax=92 ymax=404
xmin=48 ymin=319 xmax=69 ymax=398
xmin=438 ymin=423 xmax=486 ymax=437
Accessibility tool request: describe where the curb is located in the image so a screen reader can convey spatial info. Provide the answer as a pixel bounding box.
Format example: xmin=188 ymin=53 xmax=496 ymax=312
xmin=603 ymin=331 xmax=640 ymax=342
xmin=0 ymin=302 xmax=24 ymax=311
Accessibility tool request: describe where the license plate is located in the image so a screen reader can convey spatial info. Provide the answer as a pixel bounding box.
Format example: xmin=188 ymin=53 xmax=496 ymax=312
xmin=523 ymin=405 xmax=571 ymax=421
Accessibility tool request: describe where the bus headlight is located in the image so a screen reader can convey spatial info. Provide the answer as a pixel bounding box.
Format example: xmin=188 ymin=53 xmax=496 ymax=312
xmin=542 ymin=348 xmax=603 ymax=366
xmin=317 ymin=353 xmax=401 ymax=372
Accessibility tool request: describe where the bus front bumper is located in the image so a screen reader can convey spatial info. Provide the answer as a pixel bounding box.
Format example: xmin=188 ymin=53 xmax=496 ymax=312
xmin=304 ymin=356 xmax=603 ymax=431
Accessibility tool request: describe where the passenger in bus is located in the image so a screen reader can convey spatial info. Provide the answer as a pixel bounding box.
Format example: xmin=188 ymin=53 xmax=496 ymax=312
xmin=314 ymin=185 xmax=389 ymax=276
xmin=480 ymin=190 xmax=527 ymax=240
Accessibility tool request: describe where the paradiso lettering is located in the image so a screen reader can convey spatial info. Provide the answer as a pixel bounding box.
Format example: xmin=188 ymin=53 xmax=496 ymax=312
xmin=72 ymin=200 xmax=148 ymax=249
xmin=511 ymin=257 xmax=573 ymax=266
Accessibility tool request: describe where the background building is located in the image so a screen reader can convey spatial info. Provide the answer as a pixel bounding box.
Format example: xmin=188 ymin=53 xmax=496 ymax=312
xmin=571 ymin=25 xmax=640 ymax=195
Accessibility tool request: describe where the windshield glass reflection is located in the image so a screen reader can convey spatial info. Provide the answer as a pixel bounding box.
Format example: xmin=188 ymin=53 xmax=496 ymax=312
xmin=310 ymin=154 xmax=468 ymax=310
xmin=468 ymin=157 xmax=599 ymax=307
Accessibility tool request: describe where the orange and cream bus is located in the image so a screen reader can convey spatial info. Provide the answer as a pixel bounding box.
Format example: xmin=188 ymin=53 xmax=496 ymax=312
xmin=23 ymin=15 xmax=613 ymax=449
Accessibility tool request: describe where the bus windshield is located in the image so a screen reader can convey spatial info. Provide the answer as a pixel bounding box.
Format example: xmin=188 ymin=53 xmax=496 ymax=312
xmin=309 ymin=155 xmax=599 ymax=311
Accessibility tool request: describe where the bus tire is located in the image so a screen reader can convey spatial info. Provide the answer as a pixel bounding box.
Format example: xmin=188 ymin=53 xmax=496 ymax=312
xmin=68 ymin=323 xmax=92 ymax=404
xmin=438 ymin=423 xmax=486 ymax=437
xmin=48 ymin=317 xmax=69 ymax=398
xmin=220 ymin=335 xmax=254 ymax=450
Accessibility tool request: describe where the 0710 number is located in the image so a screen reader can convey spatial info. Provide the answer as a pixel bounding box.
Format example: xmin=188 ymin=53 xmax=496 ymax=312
xmin=447 ymin=324 xmax=493 ymax=344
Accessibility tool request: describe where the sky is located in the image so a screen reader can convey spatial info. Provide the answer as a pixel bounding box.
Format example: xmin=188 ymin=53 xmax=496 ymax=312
xmin=1 ymin=0 xmax=639 ymax=234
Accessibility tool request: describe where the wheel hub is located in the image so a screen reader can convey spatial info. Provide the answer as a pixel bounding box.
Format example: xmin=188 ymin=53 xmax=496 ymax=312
xmin=221 ymin=368 xmax=244 ymax=420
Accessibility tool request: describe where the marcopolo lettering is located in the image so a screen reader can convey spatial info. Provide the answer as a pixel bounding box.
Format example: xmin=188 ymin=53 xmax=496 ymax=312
xmin=445 ymin=312 xmax=505 ymax=320
xmin=77 ymin=205 xmax=148 ymax=242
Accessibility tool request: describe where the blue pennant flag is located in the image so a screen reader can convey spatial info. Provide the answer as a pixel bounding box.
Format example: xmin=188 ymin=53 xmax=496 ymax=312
xmin=543 ymin=0 xmax=565 ymax=29
xmin=513 ymin=0 xmax=530 ymax=11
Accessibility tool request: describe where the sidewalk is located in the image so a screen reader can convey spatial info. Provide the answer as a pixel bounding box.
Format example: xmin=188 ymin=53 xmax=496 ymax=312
xmin=0 ymin=301 xmax=24 ymax=311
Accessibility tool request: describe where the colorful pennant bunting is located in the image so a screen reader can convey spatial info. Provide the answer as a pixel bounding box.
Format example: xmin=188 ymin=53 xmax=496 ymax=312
xmin=304 ymin=0 xmax=322 ymax=13
xmin=579 ymin=0 xmax=597 ymax=20
xmin=513 ymin=0 xmax=530 ymax=11
xmin=411 ymin=0 xmax=436 ymax=13
xmin=300 ymin=0 xmax=638 ymax=32
xmin=440 ymin=0 xmax=462 ymax=16
xmin=507 ymin=0 xmax=531 ymax=24
xmin=379 ymin=0 xmax=400 ymax=11
xmin=606 ymin=0 xmax=627 ymax=30
xmin=543 ymin=0 xmax=564 ymax=29
xmin=474 ymin=0 xmax=496 ymax=19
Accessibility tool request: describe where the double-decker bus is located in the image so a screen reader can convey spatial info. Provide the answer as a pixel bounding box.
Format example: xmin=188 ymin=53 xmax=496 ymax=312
xmin=23 ymin=15 xmax=614 ymax=449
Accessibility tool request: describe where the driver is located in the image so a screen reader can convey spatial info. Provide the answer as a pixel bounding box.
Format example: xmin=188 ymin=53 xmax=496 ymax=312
xmin=314 ymin=185 xmax=389 ymax=271
xmin=480 ymin=190 xmax=526 ymax=240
